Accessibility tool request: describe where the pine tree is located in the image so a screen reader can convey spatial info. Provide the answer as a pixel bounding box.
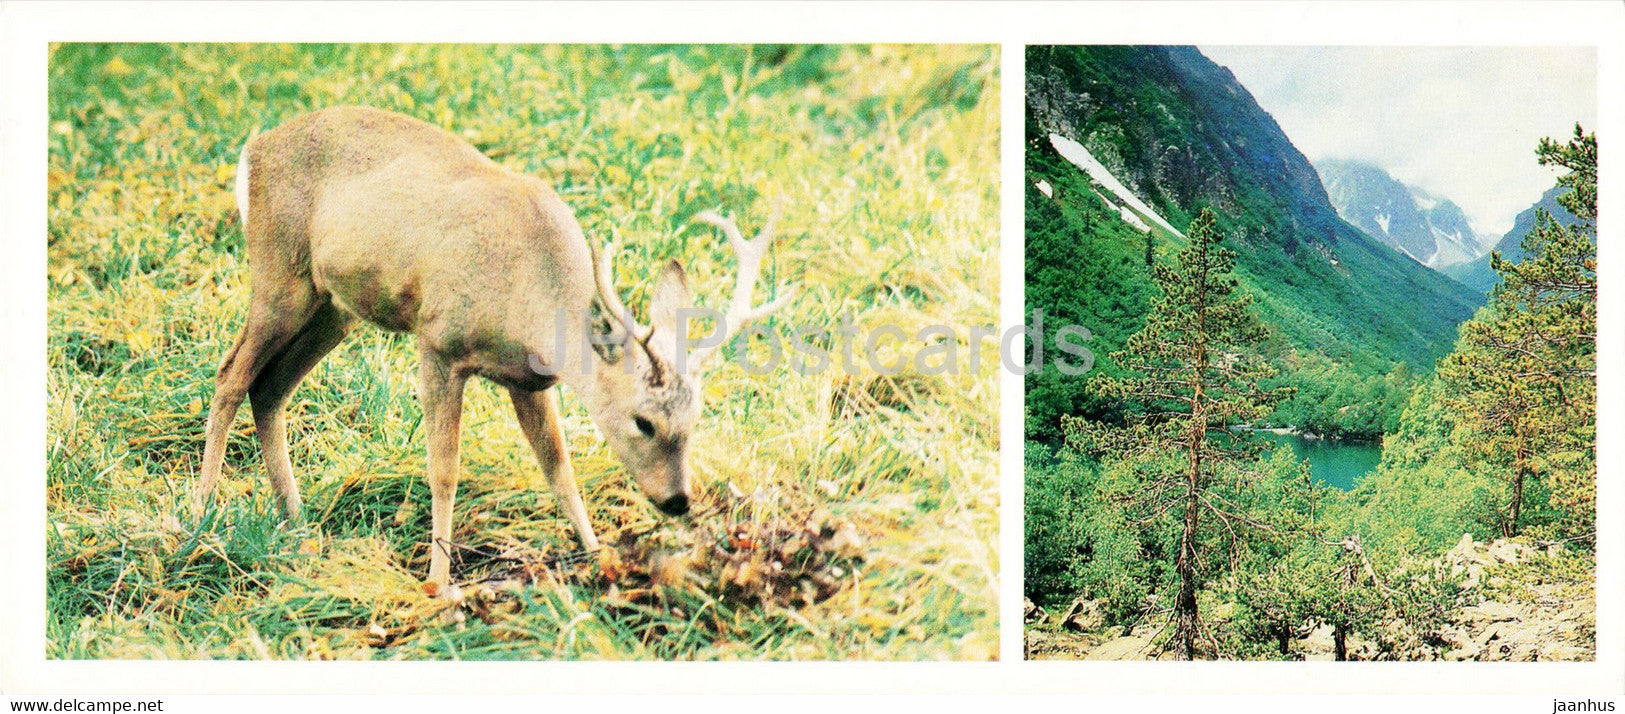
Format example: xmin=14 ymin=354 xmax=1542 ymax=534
xmin=1441 ymin=125 xmax=1596 ymax=539
xmin=1068 ymin=208 xmax=1289 ymax=659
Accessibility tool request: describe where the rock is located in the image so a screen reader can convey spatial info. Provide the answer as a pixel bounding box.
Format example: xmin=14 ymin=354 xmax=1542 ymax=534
xmin=1129 ymin=618 xmax=1164 ymax=639
xmin=1084 ymin=635 xmax=1154 ymax=660
xmin=1486 ymin=539 xmax=1533 ymax=564
xmin=1557 ymin=606 xmax=1588 ymax=623
xmin=1541 ymin=641 xmax=1590 ymax=661
xmin=1300 ymin=624 xmax=1335 ymax=660
xmin=1312 ymin=532 xmax=1599 ymax=663
xmin=1461 ymin=563 xmax=1484 ymax=590
xmin=1024 ymin=624 xmax=1093 ymax=661
xmin=1438 ymin=625 xmax=1472 ymax=649
xmin=1023 ymin=597 xmax=1045 ymax=624
xmin=1463 ymin=601 xmax=1519 ymax=624
xmin=1443 ymin=645 xmax=1479 ymax=661
xmin=1448 ymin=532 xmax=1477 ymax=560
xmin=1061 ymin=598 xmax=1106 ymax=632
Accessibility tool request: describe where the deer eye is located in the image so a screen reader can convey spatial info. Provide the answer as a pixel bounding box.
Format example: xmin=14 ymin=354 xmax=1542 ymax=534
xmin=633 ymin=416 xmax=656 ymax=437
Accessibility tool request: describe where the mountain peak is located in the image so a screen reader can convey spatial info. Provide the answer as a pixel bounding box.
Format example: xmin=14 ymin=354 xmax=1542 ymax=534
xmin=1315 ymin=159 xmax=1491 ymax=269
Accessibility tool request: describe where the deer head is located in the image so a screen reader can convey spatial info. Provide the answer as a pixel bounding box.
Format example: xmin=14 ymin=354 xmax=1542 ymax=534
xmin=580 ymin=208 xmax=794 ymax=516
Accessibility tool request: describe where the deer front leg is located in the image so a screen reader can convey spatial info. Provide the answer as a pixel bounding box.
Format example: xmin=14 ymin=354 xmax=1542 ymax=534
xmin=419 ymin=352 xmax=468 ymax=588
xmin=509 ymin=387 xmax=600 ymax=552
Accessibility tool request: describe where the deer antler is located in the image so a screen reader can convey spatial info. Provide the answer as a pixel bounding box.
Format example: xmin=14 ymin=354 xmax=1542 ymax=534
xmin=689 ymin=206 xmax=795 ymax=369
xmin=592 ymin=240 xmax=654 ymax=351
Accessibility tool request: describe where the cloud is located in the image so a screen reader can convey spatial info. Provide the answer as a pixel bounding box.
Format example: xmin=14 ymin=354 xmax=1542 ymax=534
xmin=1198 ymin=46 xmax=1596 ymax=237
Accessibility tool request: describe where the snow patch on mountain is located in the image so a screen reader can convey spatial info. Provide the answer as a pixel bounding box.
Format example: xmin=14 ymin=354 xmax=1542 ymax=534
xmin=1116 ymin=204 xmax=1150 ymax=232
xmin=1049 ymin=133 xmax=1183 ymax=237
xmin=1317 ymin=158 xmax=1493 ymax=270
xmin=1092 ymin=190 xmax=1116 ymax=212
xmin=1430 ymin=225 xmax=1479 ymax=267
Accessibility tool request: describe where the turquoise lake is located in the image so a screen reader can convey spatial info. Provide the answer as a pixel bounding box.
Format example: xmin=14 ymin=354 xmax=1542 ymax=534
xmin=1254 ymin=431 xmax=1382 ymax=491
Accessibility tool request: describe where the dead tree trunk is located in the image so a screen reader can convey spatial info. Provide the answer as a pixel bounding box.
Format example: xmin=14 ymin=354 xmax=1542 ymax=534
xmin=1174 ymin=465 xmax=1201 ymax=659
xmin=1174 ymin=361 xmax=1207 ymax=660
xmin=1508 ymin=441 xmax=1529 ymax=537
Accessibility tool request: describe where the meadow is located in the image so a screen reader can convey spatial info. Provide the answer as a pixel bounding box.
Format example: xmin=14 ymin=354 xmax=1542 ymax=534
xmin=45 ymin=43 xmax=999 ymax=660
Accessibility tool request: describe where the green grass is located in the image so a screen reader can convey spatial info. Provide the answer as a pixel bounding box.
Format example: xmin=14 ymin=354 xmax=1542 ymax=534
xmin=46 ymin=43 xmax=999 ymax=660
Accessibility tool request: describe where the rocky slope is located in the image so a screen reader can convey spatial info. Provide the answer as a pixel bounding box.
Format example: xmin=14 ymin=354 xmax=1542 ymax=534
xmin=1026 ymin=534 xmax=1594 ymax=661
xmin=1444 ymin=185 xmax=1587 ymax=292
xmin=1431 ymin=534 xmax=1594 ymax=661
xmin=1025 ymin=45 xmax=1482 ymax=374
xmin=1317 ymin=159 xmax=1491 ymax=269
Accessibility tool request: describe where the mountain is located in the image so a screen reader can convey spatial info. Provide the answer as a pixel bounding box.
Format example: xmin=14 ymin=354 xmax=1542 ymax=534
xmin=1442 ymin=185 xmax=1585 ymax=293
xmin=1025 ymin=45 xmax=1484 ymax=437
xmin=1316 ymin=159 xmax=1491 ymax=269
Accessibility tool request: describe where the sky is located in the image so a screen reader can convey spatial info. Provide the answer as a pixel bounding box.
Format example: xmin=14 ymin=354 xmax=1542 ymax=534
xmin=1198 ymin=46 xmax=1596 ymax=238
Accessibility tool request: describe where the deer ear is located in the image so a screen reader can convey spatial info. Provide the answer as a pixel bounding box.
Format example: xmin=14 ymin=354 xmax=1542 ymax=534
xmin=649 ymin=259 xmax=692 ymax=337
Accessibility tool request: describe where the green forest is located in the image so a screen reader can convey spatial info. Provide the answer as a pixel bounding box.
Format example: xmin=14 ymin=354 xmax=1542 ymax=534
xmin=1023 ymin=45 xmax=1596 ymax=661
xmin=1024 ymin=47 xmax=1481 ymax=446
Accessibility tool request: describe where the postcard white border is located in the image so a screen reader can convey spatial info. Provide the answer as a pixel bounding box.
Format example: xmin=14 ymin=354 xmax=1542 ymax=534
xmin=2 ymin=0 xmax=1621 ymax=697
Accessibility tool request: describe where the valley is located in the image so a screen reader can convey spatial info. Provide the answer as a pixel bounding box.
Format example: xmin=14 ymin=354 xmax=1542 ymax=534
xmin=1445 ymin=184 xmax=1588 ymax=292
xmin=1024 ymin=45 xmax=1597 ymax=661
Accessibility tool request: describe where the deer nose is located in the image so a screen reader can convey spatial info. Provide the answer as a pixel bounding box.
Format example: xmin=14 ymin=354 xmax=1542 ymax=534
xmin=655 ymin=493 xmax=690 ymax=517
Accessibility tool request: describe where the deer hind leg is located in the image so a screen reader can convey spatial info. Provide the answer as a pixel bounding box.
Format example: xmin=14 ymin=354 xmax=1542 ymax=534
xmin=194 ymin=292 xmax=319 ymax=512
xmin=509 ymin=387 xmax=600 ymax=552
xmin=419 ymin=351 xmax=468 ymax=587
xmin=247 ymin=301 xmax=353 ymax=520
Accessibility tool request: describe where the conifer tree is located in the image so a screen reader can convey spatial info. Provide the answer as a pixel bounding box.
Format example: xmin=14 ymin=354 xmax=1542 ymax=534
xmin=1441 ymin=126 xmax=1595 ymax=539
xmin=1070 ymin=208 xmax=1289 ymax=659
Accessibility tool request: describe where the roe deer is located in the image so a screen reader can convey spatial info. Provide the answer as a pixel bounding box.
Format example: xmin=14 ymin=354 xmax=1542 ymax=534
xmin=194 ymin=106 xmax=792 ymax=586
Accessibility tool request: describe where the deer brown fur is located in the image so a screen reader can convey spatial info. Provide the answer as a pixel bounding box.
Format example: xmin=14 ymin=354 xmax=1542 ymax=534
xmin=193 ymin=106 xmax=790 ymax=586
